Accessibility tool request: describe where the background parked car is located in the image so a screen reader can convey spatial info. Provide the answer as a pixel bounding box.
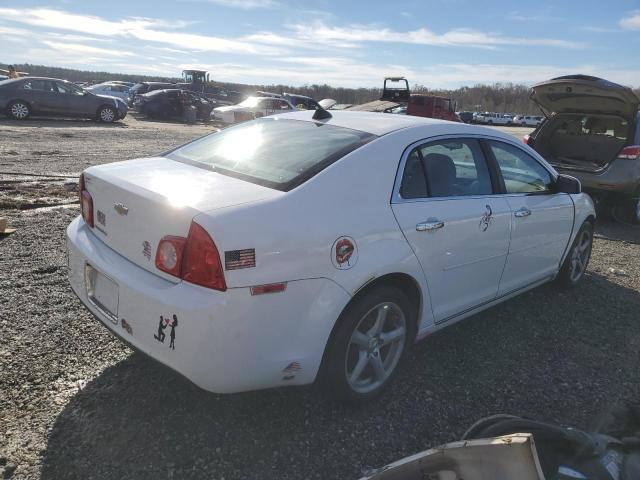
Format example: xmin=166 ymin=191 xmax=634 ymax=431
xmin=135 ymin=89 xmax=214 ymax=120
xmin=283 ymin=92 xmax=321 ymax=110
xmin=525 ymin=75 xmax=640 ymax=223
xmin=128 ymin=81 xmax=176 ymax=107
xmin=0 ymin=77 xmax=127 ymax=122
xmin=457 ymin=111 xmax=474 ymax=123
xmin=85 ymin=82 xmax=131 ymax=103
xmin=211 ymin=96 xmax=295 ymax=124
xmin=514 ymin=115 xmax=543 ymax=127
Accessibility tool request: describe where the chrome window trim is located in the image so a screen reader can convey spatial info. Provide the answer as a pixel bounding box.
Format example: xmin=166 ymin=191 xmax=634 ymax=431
xmin=391 ymin=133 xmax=559 ymax=204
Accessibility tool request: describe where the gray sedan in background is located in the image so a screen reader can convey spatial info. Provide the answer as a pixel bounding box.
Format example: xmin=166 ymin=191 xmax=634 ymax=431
xmin=0 ymin=77 xmax=128 ymax=122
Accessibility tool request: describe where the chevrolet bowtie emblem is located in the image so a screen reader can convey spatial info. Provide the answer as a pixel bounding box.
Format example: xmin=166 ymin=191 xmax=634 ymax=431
xmin=114 ymin=203 xmax=129 ymax=216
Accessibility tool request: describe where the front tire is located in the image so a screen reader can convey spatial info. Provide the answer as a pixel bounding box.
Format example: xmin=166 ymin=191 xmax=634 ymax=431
xmin=324 ymin=285 xmax=416 ymax=404
xmin=557 ymin=221 xmax=593 ymax=288
xmin=98 ymin=106 xmax=117 ymax=123
xmin=8 ymin=100 xmax=31 ymax=120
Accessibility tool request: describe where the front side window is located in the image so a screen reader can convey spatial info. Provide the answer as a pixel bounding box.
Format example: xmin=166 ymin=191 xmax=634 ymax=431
xmin=55 ymin=82 xmax=84 ymax=95
xmin=488 ymin=141 xmax=553 ymax=194
xmin=419 ymin=139 xmax=493 ymax=197
xmin=165 ymin=118 xmax=375 ymax=190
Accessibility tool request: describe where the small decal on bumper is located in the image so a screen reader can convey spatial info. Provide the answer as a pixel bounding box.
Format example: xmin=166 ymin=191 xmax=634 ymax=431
xmin=153 ymin=314 xmax=179 ymax=350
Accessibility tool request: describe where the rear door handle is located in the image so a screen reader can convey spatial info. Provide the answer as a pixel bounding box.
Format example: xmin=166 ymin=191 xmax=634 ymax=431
xmin=514 ymin=207 xmax=531 ymax=218
xmin=416 ymin=220 xmax=445 ymax=231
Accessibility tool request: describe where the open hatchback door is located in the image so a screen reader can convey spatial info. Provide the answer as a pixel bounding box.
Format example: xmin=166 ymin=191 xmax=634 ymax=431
xmin=531 ymin=75 xmax=639 ymax=119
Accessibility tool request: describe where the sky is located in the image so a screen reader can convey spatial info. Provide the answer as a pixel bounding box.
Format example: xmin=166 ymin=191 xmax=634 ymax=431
xmin=1 ymin=0 xmax=639 ymax=89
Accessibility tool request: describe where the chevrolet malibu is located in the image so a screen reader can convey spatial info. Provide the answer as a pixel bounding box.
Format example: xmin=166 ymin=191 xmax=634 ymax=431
xmin=67 ymin=111 xmax=595 ymax=403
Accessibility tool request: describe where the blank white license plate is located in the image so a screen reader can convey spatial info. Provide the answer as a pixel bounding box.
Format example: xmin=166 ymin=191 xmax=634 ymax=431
xmin=85 ymin=264 xmax=119 ymax=324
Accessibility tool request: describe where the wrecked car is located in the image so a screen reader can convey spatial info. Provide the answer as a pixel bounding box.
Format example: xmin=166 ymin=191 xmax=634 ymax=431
xmin=0 ymin=77 xmax=127 ymax=122
xmin=67 ymin=111 xmax=593 ymax=403
xmin=211 ymin=96 xmax=294 ymax=124
xmin=525 ymin=75 xmax=640 ymax=222
xmin=135 ymin=89 xmax=214 ymax=121
xmin=128 ymin=81 xmax=176 ymax=107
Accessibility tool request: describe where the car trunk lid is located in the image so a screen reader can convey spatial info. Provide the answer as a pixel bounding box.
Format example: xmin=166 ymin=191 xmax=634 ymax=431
xmin=82 ymin=157 xmax=281 ymax=281
xmin=531 ymin=75 xmax=639 ymax=119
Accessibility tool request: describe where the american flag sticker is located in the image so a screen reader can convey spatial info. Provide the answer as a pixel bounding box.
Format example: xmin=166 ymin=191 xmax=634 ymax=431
xmin=224 ymin=248 xmax=256 ymax=270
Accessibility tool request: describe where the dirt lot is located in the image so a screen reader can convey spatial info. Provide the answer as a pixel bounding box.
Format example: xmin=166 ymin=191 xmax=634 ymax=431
xmin=1 ymin=116 xmax=639 ymax=480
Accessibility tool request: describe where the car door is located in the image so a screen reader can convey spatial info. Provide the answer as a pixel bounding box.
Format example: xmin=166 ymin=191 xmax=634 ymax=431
xmin=19 ymin=80 xmax=56 ymax=113
xmin=485 ymin=140 xmax=574 ymax=295
xmin=52 ymin=81 xmax=90 ymax=116
xmin=392 ymin=137 xmax=512 ymax=323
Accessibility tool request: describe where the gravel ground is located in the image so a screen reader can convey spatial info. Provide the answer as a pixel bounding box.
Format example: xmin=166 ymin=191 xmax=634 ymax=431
xmin=1 ymin=116 xmax=639 ymax=480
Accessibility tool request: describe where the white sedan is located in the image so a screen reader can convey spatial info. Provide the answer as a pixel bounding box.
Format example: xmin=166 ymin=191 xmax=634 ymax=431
xmin=84 ymin=82 xmax=131 ymax=102
xmin=211 ymin=96 xmax=295 ymax=124
xmin=67 ymin=111 xmax=595 ymax=403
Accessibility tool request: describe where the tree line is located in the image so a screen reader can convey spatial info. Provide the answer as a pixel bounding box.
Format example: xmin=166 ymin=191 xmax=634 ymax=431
xmin=5 ymin=63 xmax=639 ymax=115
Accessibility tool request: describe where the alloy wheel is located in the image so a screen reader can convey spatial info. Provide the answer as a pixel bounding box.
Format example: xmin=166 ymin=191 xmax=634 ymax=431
xmin=100 ymin=108 xmax=115 ymax=122
xmin=11 ymin=103 xmax=29 ymax=119
xmin=569 ymin=229 xmax=592 ymax=282
xmin=345 ymin=302 xmax=406 ymax=394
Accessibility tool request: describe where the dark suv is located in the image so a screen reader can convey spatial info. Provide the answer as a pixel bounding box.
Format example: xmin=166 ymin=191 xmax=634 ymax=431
xmin=0 ymin=77 xmax=128 ymax=122
xmin=525 ymin=75 xmax=640 ymax=222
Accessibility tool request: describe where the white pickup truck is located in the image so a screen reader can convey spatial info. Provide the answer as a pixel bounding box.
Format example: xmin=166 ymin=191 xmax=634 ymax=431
xmin=475 ymin=112 xmax=513 ymax=125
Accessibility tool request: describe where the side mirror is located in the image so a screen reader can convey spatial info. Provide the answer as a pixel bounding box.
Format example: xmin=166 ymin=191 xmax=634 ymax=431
xmin=554 ymin=174 xmax=581 ymax=194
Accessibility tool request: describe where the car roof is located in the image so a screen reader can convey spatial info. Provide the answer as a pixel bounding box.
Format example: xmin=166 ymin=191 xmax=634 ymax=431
xmin=273 ymin=110 xmax=519 ymax=138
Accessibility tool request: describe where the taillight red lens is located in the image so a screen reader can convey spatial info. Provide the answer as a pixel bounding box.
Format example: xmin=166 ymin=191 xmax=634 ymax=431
xmin=154 ymin=222 xmax=226 ymax=291
xmin=79 ymin=173 xmax=94 ymax=227
xmin=618 ymin=145 xmax=640 ymax=160
xmin=523 ymin=134 xmax=531 ymax=145
xmin=182 ymin=222 xmax=226 ymax=291
xmin=155 ymin=236 xmax=187 ymax=277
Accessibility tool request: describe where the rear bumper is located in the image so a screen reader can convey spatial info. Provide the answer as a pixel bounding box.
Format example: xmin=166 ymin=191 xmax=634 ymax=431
xmin=554 ymin=159 xmax=640 ymax=196
xmin=66 ymin=216 xmax=350 ymax=393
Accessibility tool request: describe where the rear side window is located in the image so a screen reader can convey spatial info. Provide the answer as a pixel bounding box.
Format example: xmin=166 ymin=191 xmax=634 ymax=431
xmin=419 ymin=139 xmax=493 ymax=197
xmin=22 ymin=80 xmax=52 ymax=91
xmin=488 ymin=141 xmax=553 ymax=193
xmin=400 ymin=150 xmax=428 ymax=199
xmin=166 ymin=118 xmax=375 ymax=191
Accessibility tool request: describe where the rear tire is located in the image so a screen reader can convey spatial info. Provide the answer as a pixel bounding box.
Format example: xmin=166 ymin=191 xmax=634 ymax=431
xmin=98 ymin=106 xmax=117 ymax=123
xmin=7 ymin=100 xmax=31 ymax=120
xmin=323 ymin=285 xmax=416 ymax=404
xmin=557 ymin=221 xmax=593 ymax=288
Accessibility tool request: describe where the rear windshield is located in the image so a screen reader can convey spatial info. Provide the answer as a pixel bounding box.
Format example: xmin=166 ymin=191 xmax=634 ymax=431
xmin=165 ymin=118 xmax=375 ymax=191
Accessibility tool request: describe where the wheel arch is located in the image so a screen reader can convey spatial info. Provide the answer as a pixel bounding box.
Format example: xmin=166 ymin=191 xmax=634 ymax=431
xmin=96 ymin=103 xmax=116 ymax=115
xmin=316 ymin=272 xmax=423 ymax=381
xmin=7 ymin=98 xmax=33 ymax=112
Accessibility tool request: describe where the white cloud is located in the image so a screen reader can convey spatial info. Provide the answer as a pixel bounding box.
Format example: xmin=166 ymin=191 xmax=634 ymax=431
xmin=288 ymin=21 xmax=583 ymax=49
xmin=41 ymin=41 xmax=135 ymax=57
xmin=197 ymin=0 xmax=277 ymax=8
xmin=620 ymin=11 xmax=640 ymax=30
xmin=0 ymin=7 xmax=285 ymax=55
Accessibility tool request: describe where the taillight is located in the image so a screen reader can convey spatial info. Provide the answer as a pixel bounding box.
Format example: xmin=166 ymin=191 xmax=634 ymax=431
xmin=182 ymin=222 xmax=226 ymax=291
xmin=618 ymin=145 xmax=640 ymax=160
xmin=155 ymin=236 xmax=187 ymax=277
xmin=79 ymin=173 xmax=94 ymax=227
xmin=155 ymin=221 xmax=226 ymax=291
xmin=523 ymin=134 xmax=532 ymax=146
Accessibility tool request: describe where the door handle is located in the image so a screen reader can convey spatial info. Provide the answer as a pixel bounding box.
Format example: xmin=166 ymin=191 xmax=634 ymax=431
xmin=416 ymin=220 xmax=445 ymax=231
xmin=514 ymin=207 xmax=531 ymax=218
